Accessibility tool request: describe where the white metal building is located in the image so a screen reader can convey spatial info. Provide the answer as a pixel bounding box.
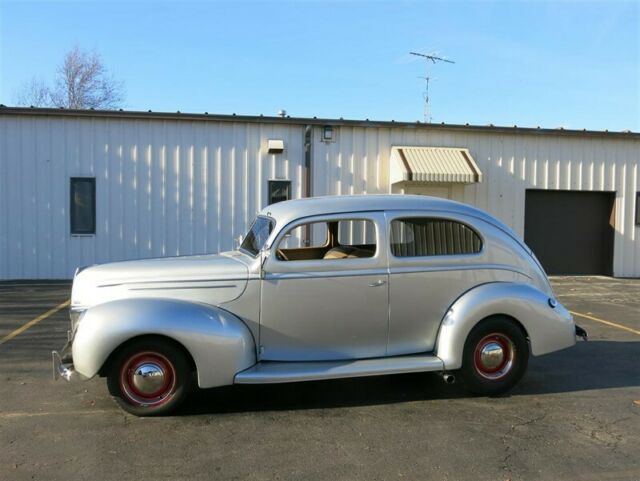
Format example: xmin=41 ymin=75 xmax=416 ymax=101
xmin=1 ymin=106 xmax=639 ymax=279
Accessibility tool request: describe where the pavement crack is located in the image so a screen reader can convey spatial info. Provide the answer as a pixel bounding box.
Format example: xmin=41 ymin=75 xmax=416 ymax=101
xmin=512 ymin=412 xmax=548 ymax=427
xmin=500 ymin=410 xmax=549 ymax=472
xmin=573 ymin=414 xmax=629 ymax=455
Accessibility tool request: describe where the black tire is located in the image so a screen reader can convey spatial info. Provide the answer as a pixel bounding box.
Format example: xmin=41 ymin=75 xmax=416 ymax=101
xmin=459 ymin=317 xmax=529 ymax=396
xmin=106 ymin=338 xmax=192 ymax=416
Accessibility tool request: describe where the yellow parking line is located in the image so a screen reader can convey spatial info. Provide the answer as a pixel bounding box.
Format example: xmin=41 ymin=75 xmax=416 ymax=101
xmin=570 ymin=310 xmax=640 ymax=336
xmin=0 ymin=300 xmax=70 ymax=346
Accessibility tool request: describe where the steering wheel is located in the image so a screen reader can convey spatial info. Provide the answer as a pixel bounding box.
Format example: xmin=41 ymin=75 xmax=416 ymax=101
xmin=276 ymin=249 xmax=290 ymax=261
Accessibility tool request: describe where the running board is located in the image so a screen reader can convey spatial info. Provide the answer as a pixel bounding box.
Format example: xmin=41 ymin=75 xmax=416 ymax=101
xmin=234 ymin=354 xmax=444 ymax=384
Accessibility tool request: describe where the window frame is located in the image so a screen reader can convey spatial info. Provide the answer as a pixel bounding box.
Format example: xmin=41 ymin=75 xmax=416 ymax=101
xmin=70 ymin=177 xmax=96 ymax=235
xmin=387 ymin=214 xmax=484 ymax=259
xmin=268 ymin=180 xmax=291 ymax=205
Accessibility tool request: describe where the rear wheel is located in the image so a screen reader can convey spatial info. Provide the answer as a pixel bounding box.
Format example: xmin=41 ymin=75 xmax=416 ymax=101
xmin=460 ymin=317 xmax=529 ymax=395
xmin=107 ymin=338 xmax=192 ymax=416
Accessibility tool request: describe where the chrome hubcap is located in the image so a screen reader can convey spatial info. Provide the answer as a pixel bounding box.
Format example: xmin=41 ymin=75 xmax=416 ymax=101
xmin=479 ymin=342 xmax=505 ymax=370
xmin=473 ymin=333 xmax=516 ymax=380
xmin=120 ymin=352 xmax=176 ymax=407
xmin=131 ymin=363 xmax=166 ymax=395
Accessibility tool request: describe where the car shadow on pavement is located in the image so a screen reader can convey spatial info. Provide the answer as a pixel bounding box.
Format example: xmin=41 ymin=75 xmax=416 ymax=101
xmin=179 ymin=340 xmax=639 ymax=416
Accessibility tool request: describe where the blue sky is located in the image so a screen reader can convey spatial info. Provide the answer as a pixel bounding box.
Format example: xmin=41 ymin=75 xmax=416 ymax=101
xmin=1 ymin=0 xmax=638 ymax=131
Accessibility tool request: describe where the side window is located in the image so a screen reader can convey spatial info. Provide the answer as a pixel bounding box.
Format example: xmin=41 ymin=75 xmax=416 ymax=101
xmin=277 ymin=219 xmax=377 ymax=261
xmin=279 ymin=221 xmax=328 ymax=249
xmin=70 ymin=177 xmax=96 ymax=235
xmin=390 ymin=218 xmax=482 ymax=257
xmin=337 ymin=220 xmax=376 ymax=246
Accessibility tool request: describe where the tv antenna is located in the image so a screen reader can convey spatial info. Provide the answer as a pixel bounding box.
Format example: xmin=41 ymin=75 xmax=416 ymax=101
xmin=410 ymin=51 xmax=455 ymax=123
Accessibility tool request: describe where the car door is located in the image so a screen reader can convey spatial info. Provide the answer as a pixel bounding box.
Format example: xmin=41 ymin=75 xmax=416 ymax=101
xmin=386 ymin=211 xmax=493 ymax=356
xmin=260 ymin=212 xmax=389 ymax=361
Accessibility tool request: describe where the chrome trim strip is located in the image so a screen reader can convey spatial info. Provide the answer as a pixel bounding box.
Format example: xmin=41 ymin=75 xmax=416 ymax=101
xmin=264 ymin=264 xmax=529 ymax=281
xmin=127 ymin=284 xmax=238 ymax=291
xmin=263 ymin=269 xmax=389 ymax=281
xmin=388 ymin=263 xmax=532 ymax=279
xmin=98 ymin=277 xmax=248 ymax=288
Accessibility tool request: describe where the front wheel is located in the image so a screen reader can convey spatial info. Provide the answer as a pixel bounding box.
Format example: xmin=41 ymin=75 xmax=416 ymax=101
xmin=107 ymin=338 xmax=192 ymax=416
xmin=459 ymin=317 xmax=529 ymax=395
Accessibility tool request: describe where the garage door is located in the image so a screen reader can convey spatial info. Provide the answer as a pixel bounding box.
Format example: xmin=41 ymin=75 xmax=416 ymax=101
xmin=524 ymin=190 xmax=615 ymax=275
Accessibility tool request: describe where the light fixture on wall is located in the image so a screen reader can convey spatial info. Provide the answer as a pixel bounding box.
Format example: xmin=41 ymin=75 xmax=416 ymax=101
xmin=322 ymin=126 xmax=334 ymax=142
xmin=267 ymin=139 xmax=284 ymax=154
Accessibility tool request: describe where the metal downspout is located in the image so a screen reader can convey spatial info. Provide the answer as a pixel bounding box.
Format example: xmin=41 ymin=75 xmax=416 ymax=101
xmin=303 ymin=125 xmax=313 ymax=245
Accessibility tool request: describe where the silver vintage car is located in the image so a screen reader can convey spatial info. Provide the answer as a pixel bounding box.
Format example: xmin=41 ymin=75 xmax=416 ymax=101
xmin=53 ymin=195 xmax=584 ymax=416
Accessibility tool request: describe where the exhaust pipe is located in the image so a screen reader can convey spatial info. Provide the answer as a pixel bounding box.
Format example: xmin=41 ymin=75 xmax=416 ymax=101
xmin=575 ymin=325 xmax=588 ymax=341
xmin=442 ymin=373 xmax=456 ymax=384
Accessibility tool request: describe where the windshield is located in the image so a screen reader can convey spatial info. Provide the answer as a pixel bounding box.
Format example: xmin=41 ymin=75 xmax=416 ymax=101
xmin=240 ymin=216 xmax=274 ymax=256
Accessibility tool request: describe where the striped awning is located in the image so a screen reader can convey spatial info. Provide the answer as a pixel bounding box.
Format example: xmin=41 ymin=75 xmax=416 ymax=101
xmin=390 ymin=146 xmax=482 ymax=184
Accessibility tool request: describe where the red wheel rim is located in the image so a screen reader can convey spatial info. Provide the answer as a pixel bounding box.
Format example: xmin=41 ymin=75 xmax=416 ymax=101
xmin=119 ymin=352 xmax=177 ymax=407
xmin=473 ymin=333 xmax=516 ymax=380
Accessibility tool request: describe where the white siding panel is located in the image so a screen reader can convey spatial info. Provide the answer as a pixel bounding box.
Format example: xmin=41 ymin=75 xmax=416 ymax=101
xmin=0 ymin=116 xmax=305 ymax=279
xmin=312 ymin=125 xmax=640 ymax=277
xmin=634 ymin=161 xmax=640 ymax=276
xmin=1 ymin=115 xmax=639 ymax=278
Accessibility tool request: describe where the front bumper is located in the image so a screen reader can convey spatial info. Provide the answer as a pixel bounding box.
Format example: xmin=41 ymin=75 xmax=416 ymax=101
xmin=52 ymin=339 xmax=86 ymax=382
xmin=52 ymin=305 xmax=90 ymax=382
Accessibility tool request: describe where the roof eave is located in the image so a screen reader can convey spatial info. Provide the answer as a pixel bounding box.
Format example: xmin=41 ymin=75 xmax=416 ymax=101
xmin=1 ymin=106 xmax=638 ymax=140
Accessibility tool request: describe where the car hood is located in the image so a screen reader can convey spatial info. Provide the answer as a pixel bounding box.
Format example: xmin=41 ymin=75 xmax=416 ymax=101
xmin=71 ymin=252 xmax=250 ymax=309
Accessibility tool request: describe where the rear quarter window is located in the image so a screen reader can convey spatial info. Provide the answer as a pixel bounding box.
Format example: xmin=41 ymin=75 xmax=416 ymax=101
xmin=390 ymin=217 xmax=482 ymax=257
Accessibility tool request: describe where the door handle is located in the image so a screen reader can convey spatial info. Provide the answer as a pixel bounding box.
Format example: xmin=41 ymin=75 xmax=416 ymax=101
xmin=368 ymin=280 xmax=387 ymax=287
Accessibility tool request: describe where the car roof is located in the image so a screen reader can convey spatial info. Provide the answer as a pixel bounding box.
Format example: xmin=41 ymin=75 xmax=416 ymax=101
xmin=259 ymin=194 xmax=528 ymax=253
xmin=261 ymin=194 xmax=487 ymax=226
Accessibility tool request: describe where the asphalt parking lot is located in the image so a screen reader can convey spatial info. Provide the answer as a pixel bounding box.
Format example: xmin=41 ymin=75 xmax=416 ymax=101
xmin=0 ymin=277 xmax=639 ymax=481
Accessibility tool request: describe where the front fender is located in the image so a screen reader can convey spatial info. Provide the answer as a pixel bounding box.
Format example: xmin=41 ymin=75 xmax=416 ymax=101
xmin=72 ymin=298 xmax=256 ymax=388
xmin=435 ymin=282 xmax=575 ymax=370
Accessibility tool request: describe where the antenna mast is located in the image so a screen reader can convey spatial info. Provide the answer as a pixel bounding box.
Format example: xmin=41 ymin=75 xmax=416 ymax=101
xmin=410 ymin=51 xmax=455 ymax=123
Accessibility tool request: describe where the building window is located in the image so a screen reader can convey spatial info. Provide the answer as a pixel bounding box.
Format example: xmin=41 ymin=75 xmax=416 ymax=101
xmin=390 ymin=218 xmax=482 ymax=257
xmin=268 ymin=180 xmax=291 ymax=205
xmin=70 ymin=177 xmax=96 ymax=235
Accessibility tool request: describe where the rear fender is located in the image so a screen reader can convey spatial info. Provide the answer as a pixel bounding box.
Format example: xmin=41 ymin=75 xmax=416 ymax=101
xmin=435 ymin=282 xmax=575 ymax=370
xmin=72 ymin=298 xmax=256 ymax=388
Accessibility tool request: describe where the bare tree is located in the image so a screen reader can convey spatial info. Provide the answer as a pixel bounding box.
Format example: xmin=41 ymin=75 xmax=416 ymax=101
xmin=14 ymin=78 xmax=51 ymax=107
xmin=14 ymin=47 xmax=125 ymax=110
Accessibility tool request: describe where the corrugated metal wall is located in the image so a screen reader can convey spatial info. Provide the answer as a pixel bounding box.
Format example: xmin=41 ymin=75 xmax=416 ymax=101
xmin=312 ymin=126 xmax=640 ymax=277
xmin=0 ymin=115 xmax=305 ymax=279
xmin=1 ymin=113 xmax=639 ymax=278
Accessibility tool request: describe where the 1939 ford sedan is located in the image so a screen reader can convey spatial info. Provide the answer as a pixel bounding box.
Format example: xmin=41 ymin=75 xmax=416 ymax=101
xmin=53 ymin=195 xmax=584 ymax=416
